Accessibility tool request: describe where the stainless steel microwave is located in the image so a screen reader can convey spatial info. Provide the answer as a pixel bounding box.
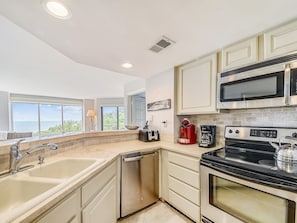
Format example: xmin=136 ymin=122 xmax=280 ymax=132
xmin=217 ymin=53 xmax=297 ymax=109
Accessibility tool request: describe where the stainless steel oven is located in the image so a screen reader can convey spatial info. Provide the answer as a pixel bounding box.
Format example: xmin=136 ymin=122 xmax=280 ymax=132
xmin=200 ymin=126 xmax=297 ymax=223
xmin=218 ymin=53 xmax=297 ymax=109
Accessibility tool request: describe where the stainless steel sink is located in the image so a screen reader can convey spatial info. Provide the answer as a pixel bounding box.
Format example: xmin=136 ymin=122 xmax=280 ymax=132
xmin=27 ymin=158 xmax=104 ymax=179
xmin=0 ymin=178 xmax=58 ymax=212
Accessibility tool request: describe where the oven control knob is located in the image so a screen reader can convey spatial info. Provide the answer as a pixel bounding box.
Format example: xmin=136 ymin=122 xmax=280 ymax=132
xmin=235 ymin=130 xmax=240 ymax=134
xmin=228 ymin=129 xmax=233 ymax=134
xmin=292 ymin=132 xmax=297 ymax=138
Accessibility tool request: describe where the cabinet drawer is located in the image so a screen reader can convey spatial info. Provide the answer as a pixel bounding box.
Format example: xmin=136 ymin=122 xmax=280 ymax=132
xmin=82 ymin=161 xmax=116 ymax=206
xmin=169 ymin=176 xmax=199 ymax=205
xmin=168 ymin=152 xmax=199 ymax=172
xmin=168 ymin=162 xmax=199 ymax=189
xmin=169 ymin=190 xmax=200 ymax=222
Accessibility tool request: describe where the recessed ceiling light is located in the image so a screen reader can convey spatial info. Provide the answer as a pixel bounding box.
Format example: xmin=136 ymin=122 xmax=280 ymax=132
xmin=121 ymin=62 xmax=133 ymax=69
xmin=42 ymin=1 xmax=71 ymax=19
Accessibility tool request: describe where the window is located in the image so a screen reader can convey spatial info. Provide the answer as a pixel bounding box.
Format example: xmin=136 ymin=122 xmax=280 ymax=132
xmin=12 ymin=102 xmax=39 ymax=133
xmin=101 ymin=106 xmax=125 ymax=131
xmin=40 ymin=103 xmax=62 ymax=135
xmin=130 ymin=93 xmax=146 ymax=128
xmin=11 ymin=94 xmax=83 ymax=136
xmin=63 ymin=105 xmax=83 ymax=132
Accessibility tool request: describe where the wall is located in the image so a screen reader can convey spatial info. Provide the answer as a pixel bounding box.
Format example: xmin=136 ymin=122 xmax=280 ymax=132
xmin=0 ymin=91 xmax=9 ymax=131
xmin=186 ymin=106 xmax=297 ymax=146
xmin=124 ymin=79 xmax=146 ymax=126
xmin=124 ymin=79 xmax=146 ymax=96
xmin=146 ymin=68 xmax=175 ymax=142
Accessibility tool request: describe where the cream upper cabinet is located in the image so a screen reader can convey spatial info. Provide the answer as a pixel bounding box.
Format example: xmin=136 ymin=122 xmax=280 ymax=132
xmin=176 ymin=53 xmax=218 ymax=115
xmin=264 ymin=19 xmax=297 ymax=59
xmin=221 ymin=37 xmax=259 ymax=71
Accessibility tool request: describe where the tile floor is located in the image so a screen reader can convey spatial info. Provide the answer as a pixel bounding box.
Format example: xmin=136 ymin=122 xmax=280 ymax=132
xmin=118 ymin=201 xmax=194 ymax=223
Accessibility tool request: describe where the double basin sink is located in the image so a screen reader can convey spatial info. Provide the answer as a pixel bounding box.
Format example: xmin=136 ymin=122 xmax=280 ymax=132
xmin=0 ymin=157 xmax=105 ymax=216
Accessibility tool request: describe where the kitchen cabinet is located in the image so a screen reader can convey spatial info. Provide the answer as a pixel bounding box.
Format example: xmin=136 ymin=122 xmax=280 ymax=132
xmin=82 ymin=177 xmax=116 ymax=223
xmin=161 ymin=150 xmax=200 ymax=222
xmin=82 ymin=161 xmax=117 ymax=223
xmin=160 ymin=150 xmax=169 ymax=201
xmin=176 ymin=53 xmax=218 ymax=114
xmin=34 ymin=189 xmax=81 ymax=223
xmin=33 ymin=160 xmax=117 ymax=223
xmin=264 ymin=19 xmax=297 ymax=59
xmin=221 ymin=37 xmax=259 ymax=71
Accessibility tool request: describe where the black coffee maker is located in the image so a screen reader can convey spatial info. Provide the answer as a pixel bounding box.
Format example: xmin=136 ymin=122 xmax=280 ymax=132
xmin=199 ymin=125 xmax=216 ymax=148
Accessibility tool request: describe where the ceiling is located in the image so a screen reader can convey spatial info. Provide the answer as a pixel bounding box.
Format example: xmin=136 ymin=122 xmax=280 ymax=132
xmin=2 ymin=1 xmax=297 ymax=79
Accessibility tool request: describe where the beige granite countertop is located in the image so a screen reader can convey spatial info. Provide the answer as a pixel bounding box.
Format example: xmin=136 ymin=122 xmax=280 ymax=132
xmin=58 ymin=140 xmax=222 ymax=160
xmin=6 ymin=140 xmax=222 ymax=223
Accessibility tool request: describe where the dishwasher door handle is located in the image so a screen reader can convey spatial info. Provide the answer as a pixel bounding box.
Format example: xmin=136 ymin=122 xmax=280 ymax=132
xmin=123 ymin=156 xmax=144 ymax=162
xmin=123 ymin=152 xmax=156 ymax=162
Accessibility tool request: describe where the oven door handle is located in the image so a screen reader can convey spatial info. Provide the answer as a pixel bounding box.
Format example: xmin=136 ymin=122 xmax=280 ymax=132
xmin=202 ymin=161 xmax=297 ymax=192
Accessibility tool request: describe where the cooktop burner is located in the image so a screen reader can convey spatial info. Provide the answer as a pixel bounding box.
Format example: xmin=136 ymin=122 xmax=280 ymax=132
xmin=206 ymin=147 xmax=276 ymax=169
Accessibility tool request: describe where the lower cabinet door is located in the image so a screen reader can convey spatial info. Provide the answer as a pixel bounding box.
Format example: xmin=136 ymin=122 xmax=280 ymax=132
xmin=35 ymin=189 xmax=81 ymax=223
xmin=82 ymin=177 xmax=116 ymax=223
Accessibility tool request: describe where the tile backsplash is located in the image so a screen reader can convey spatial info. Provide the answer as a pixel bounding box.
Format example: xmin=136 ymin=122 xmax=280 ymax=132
xmin=186 ymin=106 xmax=297 ymax=146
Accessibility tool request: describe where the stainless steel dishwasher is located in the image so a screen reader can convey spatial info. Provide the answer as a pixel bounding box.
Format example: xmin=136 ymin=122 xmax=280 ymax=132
xmin=120 ymin=150 xmax=159 ymax=218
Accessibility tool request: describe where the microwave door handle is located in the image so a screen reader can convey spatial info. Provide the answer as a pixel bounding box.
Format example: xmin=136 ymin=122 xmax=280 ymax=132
xmin=284 ymin=64 xmax=291 ymax=105
xmin=285 ymin=83 xmax=290 ymax=105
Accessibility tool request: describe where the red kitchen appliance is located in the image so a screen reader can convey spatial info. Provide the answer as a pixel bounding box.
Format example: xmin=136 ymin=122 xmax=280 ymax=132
xmin=178 ymin=118 xmax=196 ymax=144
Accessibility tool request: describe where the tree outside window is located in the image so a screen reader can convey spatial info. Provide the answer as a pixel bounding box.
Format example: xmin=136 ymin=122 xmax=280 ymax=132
xmin=63 ymin=105 xmax=83 ymax=132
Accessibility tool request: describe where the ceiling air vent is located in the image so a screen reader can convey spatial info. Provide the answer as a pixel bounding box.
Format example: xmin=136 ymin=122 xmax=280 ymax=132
xmin=149 ymin=36 xmax=175 ymax=53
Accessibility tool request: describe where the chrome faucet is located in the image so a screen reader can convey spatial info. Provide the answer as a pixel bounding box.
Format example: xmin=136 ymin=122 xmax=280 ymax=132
xmin=9 ymin=139 xmax=58 ymax=174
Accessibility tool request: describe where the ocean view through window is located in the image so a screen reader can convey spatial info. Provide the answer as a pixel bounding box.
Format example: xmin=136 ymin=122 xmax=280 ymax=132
xmin=11 ymin=95 xmax=83 ymax=136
